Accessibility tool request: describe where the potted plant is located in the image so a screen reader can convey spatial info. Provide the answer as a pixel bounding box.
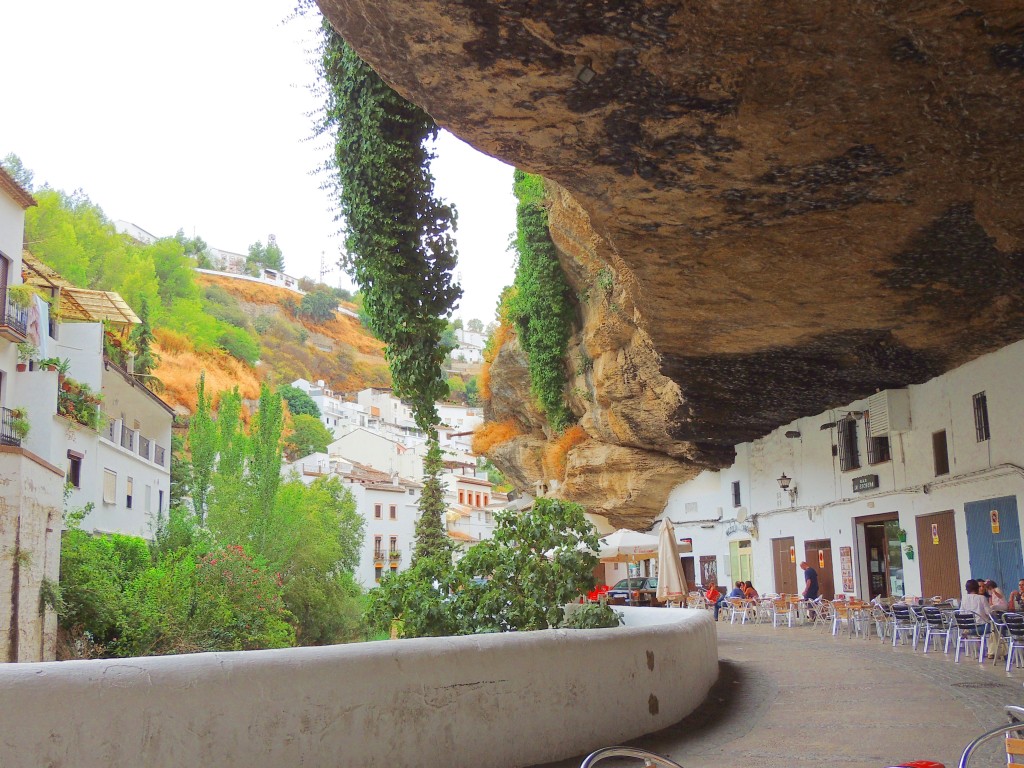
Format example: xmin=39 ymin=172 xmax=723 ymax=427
xmin=15 ymin=342 xmax=37 ymax=372
xmin=9 ymin=408 xmax=29 ymax=440
xmin=896 ymin=528 xmax=907 ymax=543
xmin=903 ymin=544 xmax=915 ymax=561
xmin=36 ymin=357 xmax=61 ymax=372
xmin=6 ymin=284 xmax=36 ymax=309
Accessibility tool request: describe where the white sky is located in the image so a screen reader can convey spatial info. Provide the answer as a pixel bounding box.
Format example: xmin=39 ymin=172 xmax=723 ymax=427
xmin=0 ymin=0 xmax=516 ymax=324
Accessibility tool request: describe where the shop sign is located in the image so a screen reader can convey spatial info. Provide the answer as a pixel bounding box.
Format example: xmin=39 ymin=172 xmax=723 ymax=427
xmin=852 ymin=474 xmax=879 ymax=493
xmin=931 ymin=523 xmax=939 ymax=545
xmin=839 ymin=546 xmax=854 ymax=592
xmin=818 ymin=549 xmax=825 ymax=569
xmin=991 ymin=510 xmax=1001 ymax=534
xmin=789 ymin=545 xmax=796 ymax=564
xmin=679 ymin=537 xmax=693 ymax=553
xmin=726 ymin=521 xmax=753 ymax=537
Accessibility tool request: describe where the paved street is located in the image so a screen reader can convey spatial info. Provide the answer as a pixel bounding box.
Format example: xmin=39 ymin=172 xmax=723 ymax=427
xmin=539 ymin=617 xmax=1024 ymax=768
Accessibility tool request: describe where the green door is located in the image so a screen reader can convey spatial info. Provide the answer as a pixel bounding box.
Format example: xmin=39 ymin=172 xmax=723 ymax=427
xmin=730 ymin=540 xmax=753 ymax=584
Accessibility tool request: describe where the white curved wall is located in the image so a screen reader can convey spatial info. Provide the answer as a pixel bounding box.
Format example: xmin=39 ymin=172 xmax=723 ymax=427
xmin=0 ymin=608 xmax=716 ymax=768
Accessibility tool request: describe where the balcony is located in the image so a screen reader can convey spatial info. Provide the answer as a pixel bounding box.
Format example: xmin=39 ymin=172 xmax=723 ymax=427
xmin=154 ymin=444 xmax=166 ymax=467
xmin=138 ymin=434 xmax=151 ymax=461
xmin=0 ymin=406 xmax=23 ymax=447
xmin=0 ymin=296 xmax=28 ymax=343
xmin=373 ymin=549 xmax=386 ymax=562
xmin=120 ymin=424 xmax=134 ymax=452
xmin=388 ymin=549 xmax=403 ymax=563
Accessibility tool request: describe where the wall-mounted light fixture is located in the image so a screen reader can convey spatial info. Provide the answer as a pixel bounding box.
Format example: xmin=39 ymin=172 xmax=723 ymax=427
xmin=574 ymin=56 xmax=596 ymax=84
xmin=777 ymin=473 xmax=798 ymax=505
xmin=784 ymin=430 xmax=801 ymax=439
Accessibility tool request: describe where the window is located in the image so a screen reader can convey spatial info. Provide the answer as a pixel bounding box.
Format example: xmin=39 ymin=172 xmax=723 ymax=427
xmin=374 ymin=536 xmax=383 ymax=558
xmin=731 ymin=481 xmax=741 ymax=508
xmin=389 ymin=536 xmax=397 ymax=553
xmin=145 ymin=485 xmax=152 ymax=513
xmin=158 ymin=489 xmax=164 ymax=514
xmin=374 ymin=503 xmax=382 ymax=519
xmin=837 ymin=417 xmax=860 ymax=471
xmin=389 ymin=504 xmax=397 ymax=520
xmin=102 ymin=469 xmax=116 ymax=504
xmin=67 ymin=450 xmax=83 ymax=489
xmin=475 ymin=492 xmax=482 ymax=507
xmin=483 ymin=495 xmax=488 ymax=506
xmin=973 ymin=392 xmax=991 ymax=442
xmin=864 ymin=412 xmax=891 ymax=465
xmin=933 ymin=430 xmax=950 ymax=476
xmin=458 ymin=489 xmax=465 ymax=504
xmin=374 ymin=565 xmax=383 ymax=581
xmin=126 ymin=476 xmax=134 ymax=509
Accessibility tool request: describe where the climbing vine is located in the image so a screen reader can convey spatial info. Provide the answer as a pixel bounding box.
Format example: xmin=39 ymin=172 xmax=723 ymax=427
xmin=317 ymin=26 xmax=461 ymax=431
xmin=509 ymin=170 xmax=576 ymax=432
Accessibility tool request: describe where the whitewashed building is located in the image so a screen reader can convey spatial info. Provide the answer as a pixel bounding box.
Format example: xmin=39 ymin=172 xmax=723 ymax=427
xmin=452 ymin=328 xmax=485 ymax=364
xmin=655 ymin=337 xmax=1024 ymax=604
xmin=290 ymin=378 xmax=369 ymax=437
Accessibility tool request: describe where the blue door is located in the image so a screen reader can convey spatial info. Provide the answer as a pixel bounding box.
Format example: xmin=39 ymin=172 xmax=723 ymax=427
xmin=965 ymin=496 xmax=1024 ymax=589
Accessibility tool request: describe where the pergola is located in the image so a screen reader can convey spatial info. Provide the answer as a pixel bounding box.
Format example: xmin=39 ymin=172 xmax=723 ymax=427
xmin=21 ymin=251 xmax=139 ymax=328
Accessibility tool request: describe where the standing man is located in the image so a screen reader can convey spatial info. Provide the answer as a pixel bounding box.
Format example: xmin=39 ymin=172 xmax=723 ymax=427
xmin=800 ymin=561 xmax=819 ymax=600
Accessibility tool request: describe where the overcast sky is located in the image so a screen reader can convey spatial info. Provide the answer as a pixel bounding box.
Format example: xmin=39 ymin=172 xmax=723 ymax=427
xmin=0 ymin=0 xmax=516 ymax=324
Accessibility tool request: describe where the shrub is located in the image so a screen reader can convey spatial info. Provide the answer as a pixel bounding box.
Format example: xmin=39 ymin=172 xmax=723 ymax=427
xmin=543 ymin=425 xmax=588 ymax=481
xmin=217 ymin=327 xmax=260 ymax=365
xmin=562 ymin=601 xmax=623 ymax=629
xmin=154 ymin=327 xmax=192 ymax=354
xmin=472 ymin=419 xmax=522 ymax=454
xmin=298 ymin=288 xmax=339 ymax=323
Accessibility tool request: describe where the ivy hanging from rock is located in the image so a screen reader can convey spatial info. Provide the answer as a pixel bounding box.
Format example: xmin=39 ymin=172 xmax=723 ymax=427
xmin=317 ymin=25 xmax=461 ymax=432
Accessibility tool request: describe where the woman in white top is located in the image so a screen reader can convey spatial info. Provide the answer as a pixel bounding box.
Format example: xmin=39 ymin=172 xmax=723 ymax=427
xmin=987 ymin=579 xmax=1009 ymax=612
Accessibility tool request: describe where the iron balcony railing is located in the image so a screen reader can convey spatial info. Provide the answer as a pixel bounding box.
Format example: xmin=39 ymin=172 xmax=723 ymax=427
xmin=0 ymin=406 xmax=22 ymax=447
xmin=153 ymin=444 xmax=166 ymax=467
xmin=2 ymin=296 xmax=28 ymax=339
xmin=373 ymin=549 xmax=387 ymax=562
xmin=388 ymin=550 xmax=403 ymax=563
xmin=138 ymin=434 xmax=151 ymax=461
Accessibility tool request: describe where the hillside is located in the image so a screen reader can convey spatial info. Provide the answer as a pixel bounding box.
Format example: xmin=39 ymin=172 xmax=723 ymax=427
xmin=154 ymin=274 xmax=390 ymax=412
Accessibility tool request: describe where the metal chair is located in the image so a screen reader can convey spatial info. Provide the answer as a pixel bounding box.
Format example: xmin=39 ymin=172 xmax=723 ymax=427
xmin=958 ymin=705 xmax=1024 ymax=767
xmin=727 ymin=598 xmax=756 ymax=625
xmin=909 ymin=604 xmax=928 ymax=649
xmin=771 ymin=599 xmax=796 ymax=628
xmin=920 ymin=606 xmax=953 ymax=654
xmin=1004 ymin=613 xmax=1024 ymax=672
xmin=890 ymin=604 xmax=917 ymax=647
xmin=952 ymin=611 xmax=990 ymax=664
xmin=581 ymin=746 xmax=685 ymax=767
xmin=990 ymin=610 xmax=1011 ymax=663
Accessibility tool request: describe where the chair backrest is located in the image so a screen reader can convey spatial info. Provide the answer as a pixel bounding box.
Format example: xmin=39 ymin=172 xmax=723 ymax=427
xmin=910 ymin=604 xmax=927 ymax=620
xmin=1004 ymin=613 xmax=1024 ymax=638
xmin=954 ymin=611 xmax=981 ymax=630
xmin=892 ymin=604 xmax=913 ymax=621
xmin=923 ymin=606 xmax=949 ymax=627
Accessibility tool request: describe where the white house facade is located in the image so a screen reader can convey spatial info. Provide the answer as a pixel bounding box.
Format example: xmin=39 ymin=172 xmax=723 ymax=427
xmin=654 ymin=337 xmax=1024 ymax=605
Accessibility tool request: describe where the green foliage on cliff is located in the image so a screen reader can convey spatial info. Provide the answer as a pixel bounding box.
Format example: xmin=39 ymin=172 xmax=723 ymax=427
xmin=509 ymin=170 xmax=576 ymax=432
xmin=317 ymin=27 xmax=460 ymax=432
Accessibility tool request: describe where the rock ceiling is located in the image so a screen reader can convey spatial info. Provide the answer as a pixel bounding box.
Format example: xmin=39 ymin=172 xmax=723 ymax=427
xmin=319 ymin=0 xmax=1024 ymax=525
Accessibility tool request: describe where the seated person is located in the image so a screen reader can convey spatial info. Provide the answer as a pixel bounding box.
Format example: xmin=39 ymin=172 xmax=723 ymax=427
xmin=705 ymin=581 xmax=726 ymax=620
xmin=987 ymin=579 xmax=1009 ymax=612
xmin=743 ymin=581 xmax=759 ymax=599
xmin=1009 ymin=579 xmax=1024 ymax=612
xmin=960 ymin=579 xmax=992 ymax=632
xmin=727 ymin=581 xmax=745 ymax=599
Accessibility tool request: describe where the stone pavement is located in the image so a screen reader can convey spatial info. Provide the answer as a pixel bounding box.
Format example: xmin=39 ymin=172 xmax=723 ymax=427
xmin=538 ymin=617 xmax=1024 ymax=768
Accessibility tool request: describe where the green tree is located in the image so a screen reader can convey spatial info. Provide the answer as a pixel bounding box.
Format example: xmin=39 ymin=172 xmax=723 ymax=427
xmin=129 ymin=296 xmax=160 ymax=383
xmin=187 ymin=373 xmax=217 ymax=524
xmin=246 ymin=239 xmax=285 ymax=275
xmin=467 ymin=318 xmax=484 ymax=334
xmin=1 ymin=153 xmax=34 ymax=191
xmin=411 ymin=437 xmax=452 ymax=566
xmin=318 ymin=29 xmax=460 ymax=431
xmin=283 ymin=414 xmax=334 ymax=460
xmin=298 ymin=288 xmax=339 ymax=323
xmin=168 ymin=432 xmax=192 ymax=511
xmin=279 ymin=384 xmax=321 ymax=418
xmin=446 ymin=376 xmax=467 ymax=404
xmin=150 ymin=237 xmax=200 ymax=306
xmin=465 ymin=376 xmax=480 ymax=406
xmin=451 ymin=499 xmax=598 ymax=631
xmin=248 ymin=384 xmax=284 ymax=541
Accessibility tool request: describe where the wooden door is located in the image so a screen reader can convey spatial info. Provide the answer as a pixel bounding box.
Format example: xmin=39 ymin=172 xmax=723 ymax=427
xmin=699 ymin=555 xmax=718 ymax=586
xmin=916 ymin=511 xmax=961 ymax=601
xmin=680 ymin=556 xmax=696 ymax=592
xmin=804 ymin=539 xmax=835 ymax=600
xmin=772 ymin=536 xmax=797 ymax=595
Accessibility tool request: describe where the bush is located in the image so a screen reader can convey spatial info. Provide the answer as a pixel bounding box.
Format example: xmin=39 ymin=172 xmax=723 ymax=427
xmin=298 ymin=288 xmax=339 ymax=323
xmin=203 ymin=284 xmax=251 ymax=330
xmin=562 ymin=601 xmax=623 ymax=629
xmin=472 ymin=419 xmax=522 ymax=454
xmin=218 ymin=327 xmax=260 ymax=364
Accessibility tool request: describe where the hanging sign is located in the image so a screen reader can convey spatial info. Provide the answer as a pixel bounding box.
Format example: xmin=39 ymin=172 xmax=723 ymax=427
xmin=789 ymin=545 xmax=796 ymax=563
xmin=679 ymin=538 xmax=693 ymax=553
xmin=852 ymin=474 xmax=879 ymax=493
xmin=991 ymin=509 xmax=1001 ymax=535
xmin=839 ymin=546 xmax=854 ymax=592
xmin=818 ymin=549 xmax=825 ymax=569
xmin=931 ymin=523 xmax=939 ymax=545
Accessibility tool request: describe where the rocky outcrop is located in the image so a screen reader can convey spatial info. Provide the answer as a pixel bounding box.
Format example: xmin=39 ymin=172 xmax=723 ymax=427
xmin=320 ymin=0 xmax=1024 ymax=526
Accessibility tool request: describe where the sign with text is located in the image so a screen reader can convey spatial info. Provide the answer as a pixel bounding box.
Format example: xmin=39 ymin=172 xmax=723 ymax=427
xmin=931 ymin=523 xmax=939 ymax=545
xmin=818 ymin=549 xmax=825 ymax=569
xmin=991 ymin=510 xmax=1001 ymax=534
xmin=852 ymin=474 xmax=879 ymax=493
xmin=840 ymin=546 xmax=854 ymax=593
xmin=789 ymin=545 xmax=796 ymax=564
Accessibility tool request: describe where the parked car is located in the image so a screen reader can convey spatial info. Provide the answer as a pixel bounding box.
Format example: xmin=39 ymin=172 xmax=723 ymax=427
xmin=606 ymin=577 xmax=662 ymax=606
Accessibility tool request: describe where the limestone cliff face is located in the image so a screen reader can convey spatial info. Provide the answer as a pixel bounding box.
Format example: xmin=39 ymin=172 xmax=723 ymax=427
xmin=320 ymin=0 xmax=1024 ymax=527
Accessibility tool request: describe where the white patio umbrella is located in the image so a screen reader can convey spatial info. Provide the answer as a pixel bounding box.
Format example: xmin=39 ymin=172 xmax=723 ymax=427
xmin=655 ymin=519 xmax=687 ymax=606
xmin=598 ymin=529 xmax=659 ymax=605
